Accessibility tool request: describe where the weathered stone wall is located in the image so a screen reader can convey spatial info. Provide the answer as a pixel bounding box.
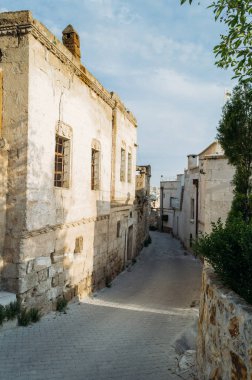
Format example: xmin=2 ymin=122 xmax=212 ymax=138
xmin=198 ymin=156 xmax=234 ymax=235
xmin=18 ymin=206 xmax=136 ymax=312
xmin=0 ymin=11 xmax=30 ymax=292
xmin=197 ymin=266 xmax=252 ymax=380
xmin=178 ymin=168 xmax=199 ymax=249
xmin=112 ymin=104 xmax=137 ymax=204
xmin=0 ymin=10 xmax=144 ymax=311
xmin=0 ymin=144 xmax=8 ymax=282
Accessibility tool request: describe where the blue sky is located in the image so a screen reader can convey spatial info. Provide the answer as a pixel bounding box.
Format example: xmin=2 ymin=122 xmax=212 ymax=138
xmin=1 ymin=1 xmax=233 ymax=185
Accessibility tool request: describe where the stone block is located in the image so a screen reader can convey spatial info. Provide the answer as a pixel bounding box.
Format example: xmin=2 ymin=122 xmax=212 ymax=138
xmin=48 ymin=262 xmax=63 ymax=278
xmin=20 ymin=232 xmax=55 ymax=260
xmin=1 ymin=263 xmax=17 ymax=278
xmin=34 ymin=256 xmax=51 ymax=271
xmin=38 ymin=268 xmax=48 ymax=282
xmin=51 ymin=250 xmax=64 ymax=264
xmin=35 ymin=278 xmax=51 ymax=295
xmin=47 ymin=286 xmax=63 ymax=301
xmin=58 ymin=272 xmax=65 ymax=287
xmin=18 ymin=272 xmax=38 ymax=293
xmin=51 ymin=275 xmax=59 ymax=287
xmin=26 ymin=259 xmax=34 ymax=274
xmin=18 ymin=262 xmax=28 ymax=277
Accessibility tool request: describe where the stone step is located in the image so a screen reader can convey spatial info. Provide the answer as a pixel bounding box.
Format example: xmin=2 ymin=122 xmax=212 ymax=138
xmin=0 ymin=291 xmax=16 ymax=307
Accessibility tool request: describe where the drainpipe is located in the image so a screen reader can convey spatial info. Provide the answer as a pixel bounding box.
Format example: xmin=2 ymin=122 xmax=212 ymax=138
xmin=160 ymin=185 xmax=164 ymax=232
xmin=193 ymin=179 xmax=199 ymax=237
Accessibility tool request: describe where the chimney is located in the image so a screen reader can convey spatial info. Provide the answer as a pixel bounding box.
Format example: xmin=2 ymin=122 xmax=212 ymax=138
xmin=187 ymin=154 xmax=198 ymax=170
xmin=62 ymin=25 xmax=81 ymax=61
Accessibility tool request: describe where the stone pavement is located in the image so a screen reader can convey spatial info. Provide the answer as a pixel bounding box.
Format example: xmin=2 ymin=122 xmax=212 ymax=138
xmin=0 ymin=232 xmax=202 ymax=380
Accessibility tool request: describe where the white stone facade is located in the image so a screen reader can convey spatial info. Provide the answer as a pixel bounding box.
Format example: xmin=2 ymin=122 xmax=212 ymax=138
xmin=160 ymin=142 xmax=235 ymax=250
xmin=0 ymin=11 xmax=148 ymax=311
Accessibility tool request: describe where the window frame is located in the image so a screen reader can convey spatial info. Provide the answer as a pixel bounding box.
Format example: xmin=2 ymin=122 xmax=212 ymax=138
xmin=127 ymin=152 xmax=132 ymax=183
xmin=120 ymin=148 xmax=126 ymax=182
xmin=91 ymin=139 xmax=101 ymax=191
xmin=54 ymin=134 xmax=71 ymax=188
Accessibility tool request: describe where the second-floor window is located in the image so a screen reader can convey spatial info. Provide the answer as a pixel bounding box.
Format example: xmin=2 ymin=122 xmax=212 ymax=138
xmin=91 ymin=148 xmax=100 ymax=190
xmin=127 ymin=152 xmax=132 ymax=183
xmin=120 ymin=148 xmax=126 ymax=182
xmin=54 ymin=134 xmax=70 ymax=188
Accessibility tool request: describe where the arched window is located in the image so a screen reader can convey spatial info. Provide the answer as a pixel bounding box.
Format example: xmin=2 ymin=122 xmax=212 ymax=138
xmin=54 ymin=122 xmax=72 ymax=188
xmin=127 ymin=150 xmax=132 ymax=183
xmin=91 ymin=139 xmax=101 ymax=190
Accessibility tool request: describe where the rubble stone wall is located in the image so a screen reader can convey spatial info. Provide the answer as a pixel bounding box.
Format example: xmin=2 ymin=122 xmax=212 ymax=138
xmin=197 ymin=266 xmax=252 ymax=380
xmin=18 ymin=206 xmax=135 ymax=312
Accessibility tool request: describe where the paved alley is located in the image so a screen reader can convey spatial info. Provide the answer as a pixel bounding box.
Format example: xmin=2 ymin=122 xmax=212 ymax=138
xmin=0 ymin=232 xmax=202 ymax=380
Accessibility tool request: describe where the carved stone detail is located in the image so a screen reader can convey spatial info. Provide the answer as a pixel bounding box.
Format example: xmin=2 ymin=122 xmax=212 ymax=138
xmin=19 ymin=214 xmax=110 ymax=239
xmin=0 ymin=22 xmax=137 ymax=126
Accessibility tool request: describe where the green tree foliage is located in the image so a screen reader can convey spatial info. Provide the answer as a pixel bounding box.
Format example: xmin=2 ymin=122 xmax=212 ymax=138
xmin=194 ymin=218 xmax=252 ymax=303
xmin=180 ymin=0 xmax=252 ymax=82
xmin=217 ymin=84 xmax=252 ymax=222
xmin=194 ymin=84 xmax=252 ymax=303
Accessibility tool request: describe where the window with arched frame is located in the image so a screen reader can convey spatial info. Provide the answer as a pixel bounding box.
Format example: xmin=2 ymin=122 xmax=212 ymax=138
xmin=91 ymin=139 xmax=101 ymax=190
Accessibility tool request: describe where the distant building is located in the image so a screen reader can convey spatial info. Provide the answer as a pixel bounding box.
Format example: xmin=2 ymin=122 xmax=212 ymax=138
xmin=135 ymin=166 xmax=151 ymax=251
xmin=160 ymin=141 xmax=235 ymax=250
xmin=160 ymin=175 xmax=183 ymax=233
xmin=149 ymin=186 xmax=160 ymax=209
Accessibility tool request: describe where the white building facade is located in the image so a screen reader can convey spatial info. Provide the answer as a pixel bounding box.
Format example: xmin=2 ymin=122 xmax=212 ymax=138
xmin=0 ymin=11 xmax=148 ymax=311
xmin=160 ymin=142 xmax=235 ymax=250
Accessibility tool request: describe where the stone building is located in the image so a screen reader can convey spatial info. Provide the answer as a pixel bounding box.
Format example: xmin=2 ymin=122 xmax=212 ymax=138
xmin=160 ymin=175 xmax=184 ymax=233
xmin=160 ymin=141 xmax=235 ymax=250
xmin=135 ymin=165 xmax=151 ymax=252
xmin=0 ymin=11 xmax=149 ymax=311
xmin=198 ymin=142 xmax=234 ymax=235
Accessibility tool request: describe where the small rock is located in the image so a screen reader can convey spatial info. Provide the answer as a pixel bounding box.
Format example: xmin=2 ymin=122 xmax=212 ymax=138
xmin=178 ymin=349 xmax=196 ymax=371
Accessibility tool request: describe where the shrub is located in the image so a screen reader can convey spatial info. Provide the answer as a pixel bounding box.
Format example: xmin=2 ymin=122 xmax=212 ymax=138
xmin=17 ymin=307 xmax=41 ymax=326
xmin=56 ymin=297 xmax=68 ymax=312
xmin=194 ymin=218 xmax=252 ymax=304
xmin=18 ymin=309 xmax=31 ymax=327
xmin=5 ymin=301 xmax=21 ymax=320
xmin=29 ymin=308 xmax=41 ymax=323
xmin=0 ymin=305 xmax=5 ymax=325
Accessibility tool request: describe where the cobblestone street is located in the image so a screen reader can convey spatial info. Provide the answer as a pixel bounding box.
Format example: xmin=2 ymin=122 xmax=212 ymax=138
xmin=0 ymin=232 xmax=202 ymax=380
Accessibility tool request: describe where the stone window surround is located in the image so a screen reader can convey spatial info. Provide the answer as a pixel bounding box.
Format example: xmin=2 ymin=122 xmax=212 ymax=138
xmin=127 ymin=150 xmax=132 ymax=183
xmin=54 ymin=121 xmax=73 ymax=189
xmin=120 ymin=147 xmax=126 ymax=182
xmin=91 ymin=138 xmax=101 ymax=191
xmin=120 ymin=142 xmax=133 ymax=184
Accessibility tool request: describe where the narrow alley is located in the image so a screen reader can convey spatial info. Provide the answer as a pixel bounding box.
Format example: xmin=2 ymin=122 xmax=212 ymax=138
xmin=0 ymin=232 xmax=202 ymax=380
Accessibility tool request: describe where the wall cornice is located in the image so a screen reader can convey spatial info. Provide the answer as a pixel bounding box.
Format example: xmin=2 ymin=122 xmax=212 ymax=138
xmin=0 ymin=21 xmax=137 ymax=126
xmin=18 ymin=214 xmax=110 ymax=239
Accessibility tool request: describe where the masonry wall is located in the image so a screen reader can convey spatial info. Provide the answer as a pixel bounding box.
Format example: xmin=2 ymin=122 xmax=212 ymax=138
xmin=197 ymin=266 xmax=252 ymax=380
xmin=112 ymin=105 xmax=137 ymax=204
xmin=198 ymin=157 xmax=234 ymax=234
xmin=0 ymin=147 xmax=8 ymax=280
xmin=178 ymin=169 xmax=198 ymax=249
xmin=0 ymin=11 xmax=142 ymax=312
xmin=0 ymin=11 xmax=30 ymax=292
